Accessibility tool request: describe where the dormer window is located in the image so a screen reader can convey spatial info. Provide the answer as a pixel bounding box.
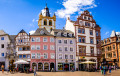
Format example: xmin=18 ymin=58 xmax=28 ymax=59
xmin=40 ymin=30 xmax=44 ymax=35
xmin=69 ymin=34 xmax=72 ymax=37
xmin=64 ymin=33 xmax=67 ymax=37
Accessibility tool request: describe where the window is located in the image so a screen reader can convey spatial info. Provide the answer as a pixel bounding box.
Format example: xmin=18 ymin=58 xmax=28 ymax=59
xmin=90 ymin=30 xmax=93 ymax=35
xmin=50 ymin=45 xmax=54 ymax=50
xmin=78 ymin=28 xmax=85 ymax=34
xmin=84 ymin=16 xmax=86 ymax=19
xmin=1 ymin=53 xmax=4 ymax=57
xmin=65 ymin=55 xmax=68 ymax=59
xmin=1 ymin=37 xmax=4 ymax=40
xmin=51 ymin=53 xmax=55 ymax=59
xmin=78 ymin=37 xmax=81 ymax=42
xmin=91 ymin=47 xmax=94 ymax=55
xmin=59 ymin=47 xmax=62 ymax=51
xmin=43 ymin=37 xmax=47 ymax=42
xmin=88 ymin=23 xmax=90 ymax=26
xmin=113 ymin=45 xmax=115 ymax=50
xmin=50 ymin=38 xmax=54 ymax=42
xmin=70 ymin=47 xmax=73 ymax=51
xmin=36 ymin=37 xmax=40 ymax=42
xmin=43 ymin=45 xmax=48 ymax=50
xmin=58 ymin=40 xmax=62 ymax=43
xmin=27 ymin=47 xmax=30 ymax=50
xmin=27 ymin=55 xmax=30 ymax=58
xmin=78 ymin=37 xmax=85 ymax=43
xmin=88 ymin=17 xmax=90 ymax=20
xmin=44 ymin=19 xmax=47 ymax=25
xmin=90 ymin=38 xmax=94 ymax=44
xmin=19 ymin=47 xmax=22 ymax=51
xmin=23 ymin=55 xmax=26 ymax=58
xmin=82 ymin=29 xmax=85 ymax=34
xmin=36 ymin=45 xmax=40 ymax=50
xmin=113 ymin=52 xmax=116 ymax=57
xmin=19 ymin=55 xmax=22 ymax=58
xmin=64 ymin=40 xmax=67 ymax=44
xmin=79 ymin=46 xmax=86 ymax=54
xmin=65 ymin=47 xmax=68 ymax=51
xmin=31 ymin=45 xmax=35 ymax=50
xmin=44 ymin=53 xmax=48 ymax=59
xmin=85 ymin=22 xmax=87 ymax=26
xmin=31 ymin=38 xmax=35 ymax=42
xmin=32 ymin=53 xmax=35 ymax=59
xmin=96 ymin=31 xmax=99 ymax=36
xmin=37 ymin=53 xmax=40 ymax=59
xmin=1 ymin=44 xmax=4 ymax=48
xmin=97 ymin=39 xmax=99 ymax=44
xmin=59 ymin=54 xmax=62 ymax=59
xmin=78 ymin=28 xmax=81 ymax=33
xmin=23 ymin=47 xmax=26 ymax=50
xmin=49 ymin=20 xmax=52 ymax=26
xmin=70 ymin=55 xmax=73 ymax=59
xmin=70 ymin=40 xmax=73 ymax=44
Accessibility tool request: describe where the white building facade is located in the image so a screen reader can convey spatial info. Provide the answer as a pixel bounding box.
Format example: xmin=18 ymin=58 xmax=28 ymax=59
xmin=51 ymin=29 xmax=76 ymax=71
xmin=65 ymin=10 xmax=101 ymax=70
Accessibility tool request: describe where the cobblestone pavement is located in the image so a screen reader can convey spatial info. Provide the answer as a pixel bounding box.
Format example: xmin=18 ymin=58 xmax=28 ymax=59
xmin=0 ymin=70 xmax=120 ymax=76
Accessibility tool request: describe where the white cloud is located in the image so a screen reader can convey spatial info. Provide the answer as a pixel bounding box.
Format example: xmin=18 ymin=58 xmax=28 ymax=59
xmin=32 ymin=19 xmax=35 ymax=22
xmin=56 ymin=0 xmax=97 ymax=18
xmin=29 ymin=30 xmax=35 ymax=35
xmin=116 ymin=32 xmax=120 ymax=35
xmin=105 ymin=31 xmax=109 ymax=35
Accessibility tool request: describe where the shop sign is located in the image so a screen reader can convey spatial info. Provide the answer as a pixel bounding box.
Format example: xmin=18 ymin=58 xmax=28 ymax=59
xmin=42 ymin=59 xmax=49 ymax=61
xmin=80 ymin=57 xmax=85 ymax=59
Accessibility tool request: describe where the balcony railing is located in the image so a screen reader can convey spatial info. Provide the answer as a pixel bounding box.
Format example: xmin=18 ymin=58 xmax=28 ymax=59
xmin=77 ymin=53 xmax=101 ymax=57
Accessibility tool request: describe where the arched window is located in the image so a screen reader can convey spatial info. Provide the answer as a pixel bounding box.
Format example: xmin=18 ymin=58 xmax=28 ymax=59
xmin=49 ymin=20 xmax=52 ymax=26
xmin=44 ymin=19 xmax=47 ymax=25
xmin=50 ymin=28 xmax=53 ymax=32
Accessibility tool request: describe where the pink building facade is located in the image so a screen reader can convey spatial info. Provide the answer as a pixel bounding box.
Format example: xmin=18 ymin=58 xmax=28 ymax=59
xmin=30 ymin=28 xmax=55 ymax=71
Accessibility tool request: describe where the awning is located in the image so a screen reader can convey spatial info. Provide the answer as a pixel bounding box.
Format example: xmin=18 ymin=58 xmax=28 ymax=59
xmin=14 ymin=60 xmax=29 ymax=64
xmin=81 ymin=61 xmax=96 ymax=64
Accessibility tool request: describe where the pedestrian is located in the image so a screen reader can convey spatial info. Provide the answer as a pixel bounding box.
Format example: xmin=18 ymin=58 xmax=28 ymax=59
xmin=34 ymin=66 xmax=37 ymax=76
xmin=1 ymin=65 xmax=4 ymax=73
xmin=7 ymin=65 xmax=10 ymax=73
xmin=109 ymin=66 xmax=111 ymax=74
xmin=103 ymin=66 xmax=105 ymax=75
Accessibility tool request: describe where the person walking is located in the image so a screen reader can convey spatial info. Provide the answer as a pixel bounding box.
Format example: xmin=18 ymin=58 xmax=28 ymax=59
xmin=1 ymin=65 xmax=4 ymax=73
xmin=34 ymin=66 xmax=37 ymax=76
xmin=109 ymin=66 xmax=111 ymax=74
xmin=7 ymin=65 xmax=10 ymax=73
xmin=103 ymin=66 xmax=106 ymax=75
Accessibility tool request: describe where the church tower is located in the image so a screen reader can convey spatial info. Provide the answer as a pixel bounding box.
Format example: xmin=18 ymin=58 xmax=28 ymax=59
xmin=38 ymin=4 xmax=56 ymax=32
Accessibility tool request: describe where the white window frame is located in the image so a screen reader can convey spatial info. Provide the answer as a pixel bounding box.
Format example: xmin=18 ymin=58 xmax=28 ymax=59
xmin=64 ymin=46 xmax=68 ymax=51
xmin=43 ymin=37 xmax=48 ymax=42
xmin=58 ymin=39 xmax=62 ymax=43
xmin=58 ymin=46 xmax=62 ymax=51
xmin=70 ymin=55 xmax=74 ymax=59
xmin=44 ymin=53 xmax=48 ymax=59
xmin=31 ymin=37 xmax=35 ymax=42
xmin=36 ymin=37 xmax=40 ymax=42
xmin=50 ymin=53 xmax=55 ymax=59
xmin=31 ymin=45 xmax=35 ymax=50
xmin=65 ymin=54 xmax=68 ymax=59
xmin=31 ymin=53 xmax=35 ymax=59
xmin=36 ymin=53 xmax=40 ymax=59
xmin=58 ymin=54 xmax=62 ymax=59
xmin=50 ymin=38 xmax=54 ymax=42
xmin=50 ymin=45 xmax=54 ymax=50
xmin=36 ymin=45 xmax=40 ymax=50
xmin=70 ymin=47 xmax=74 ymax=51
xmin=43 ymin=45 xmax=48 ymax=50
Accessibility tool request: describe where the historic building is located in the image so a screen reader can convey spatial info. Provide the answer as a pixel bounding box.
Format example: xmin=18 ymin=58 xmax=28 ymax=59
xmin=51 ymin=28 xmax=76 ymax=71
xmin=38 ymin=4 xmax=56 ymax=33
xmin=0 ymin=30 xmax=10 ymax=70
xmin=15 ymin=29 xmax=31 ymax=68
xmin=101 ymin=30 xmax=120 ymax=67
xmin=30 ymin=28 xmax=55 ymax=71
xmin=65 ymin=10 xmax=101 ymax=70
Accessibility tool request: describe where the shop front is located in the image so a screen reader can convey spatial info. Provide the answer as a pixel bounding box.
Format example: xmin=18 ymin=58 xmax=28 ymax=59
xmin=57 ymin=62 xmax=75 ymax=71
xmin=0 ymin=62 xmax=5 ymax=70
xmin=38 ymin=63 xmax=43 ymax=71
xmin=44 ymin=63 xmax=49 ymax=71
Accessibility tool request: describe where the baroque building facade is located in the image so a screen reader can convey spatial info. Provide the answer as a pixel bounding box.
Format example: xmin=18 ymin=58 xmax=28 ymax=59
xmin=101 ymin=30 xmax=120 ymax=67
xmin=65 ymin=10 xmax=101 ymax=70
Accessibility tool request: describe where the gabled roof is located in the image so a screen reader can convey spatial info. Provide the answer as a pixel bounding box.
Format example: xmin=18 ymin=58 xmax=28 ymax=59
xmin=19 ymin=29 xmax=26 ymax=33
xmin=0 ymin=30 xmax=8 ymax=35
xmin=9 ymin=35 xmax=16 ymax=43
xmin=52 ymin=29 xmax=73 ymax=33
xmin=31 ymin=28 xmax=53 ymax=36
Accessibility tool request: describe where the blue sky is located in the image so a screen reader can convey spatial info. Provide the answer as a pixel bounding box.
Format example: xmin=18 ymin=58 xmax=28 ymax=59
xmin=0 ymin=0 xmax=120 ymax=40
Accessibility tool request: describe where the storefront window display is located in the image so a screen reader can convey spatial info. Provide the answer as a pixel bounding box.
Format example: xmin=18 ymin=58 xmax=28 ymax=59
xmin=58 ymin=63 xmax=63 ymax=71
